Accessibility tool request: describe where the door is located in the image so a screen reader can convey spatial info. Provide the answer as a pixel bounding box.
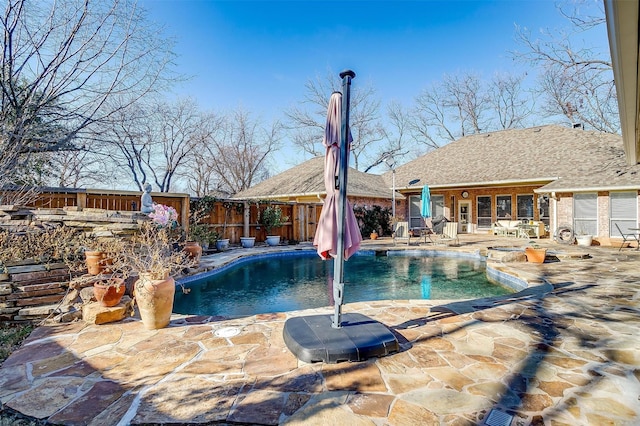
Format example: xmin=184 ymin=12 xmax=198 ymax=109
xmin=459 ymin=201 xmax=471 ymax=233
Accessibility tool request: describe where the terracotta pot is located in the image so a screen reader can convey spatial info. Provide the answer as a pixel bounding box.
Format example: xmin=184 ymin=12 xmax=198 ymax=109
xmin=85 ymin=251 xmax=110 ymax=275
xmin=524 ymin=247 xmax=547 ymax=263
xmin=93 ymin=278 xmax=126 ymax=307
xmin=134 ymin=273 xmax=175 ymax=329
xmin=370 ymin=232 xmax=378 ymax=240
xmin=184 ymin=241 xmax=202 ymax=263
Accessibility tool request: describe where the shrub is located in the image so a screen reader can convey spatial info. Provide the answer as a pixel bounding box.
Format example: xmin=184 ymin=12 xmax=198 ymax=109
xmin=353 ymin=205 xmax=392 ymax=237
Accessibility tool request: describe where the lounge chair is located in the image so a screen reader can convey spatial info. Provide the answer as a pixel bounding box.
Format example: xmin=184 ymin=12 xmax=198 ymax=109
xmin=614 ymin=223 xmax=640 ymax=251
xmin=439 ymin=222 xmax=459 ymax=245
xmin=393 ymin=221 xmax=411 ymax=246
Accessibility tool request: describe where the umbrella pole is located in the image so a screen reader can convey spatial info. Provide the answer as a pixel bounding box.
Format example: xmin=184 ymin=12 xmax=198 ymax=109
xmin=332 ymin=69 xmax=355 ymax=329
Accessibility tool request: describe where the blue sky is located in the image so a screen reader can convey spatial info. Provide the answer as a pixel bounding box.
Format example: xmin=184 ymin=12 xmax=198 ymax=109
xmin=139 ymin=0 xmax=610 ymax=173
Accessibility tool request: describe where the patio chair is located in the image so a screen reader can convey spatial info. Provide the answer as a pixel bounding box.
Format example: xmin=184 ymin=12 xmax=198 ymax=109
xmin=614 ymin=223 xmax=640 ymax=251
xmin=439 ymin=221 xmax=459 ymax=245
xmin=517 ymin=226 xmax=531 ymax=239
xmin=393 ymin=221 xmax=411 ymax=246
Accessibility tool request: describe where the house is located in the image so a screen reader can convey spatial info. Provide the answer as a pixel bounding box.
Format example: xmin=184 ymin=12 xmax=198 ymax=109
xmin=604 ymin=0 xmax=640 ymax=166
xmin=387 ymin=125 xmax=640 ymax=245
xmin=233 ymin=156 xmax=398 ymax=241
xmin=234 ymin=156 xmax=395 ymax=206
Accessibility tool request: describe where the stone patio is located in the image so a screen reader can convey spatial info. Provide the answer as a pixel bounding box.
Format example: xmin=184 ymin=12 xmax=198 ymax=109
xmin=1 ymin=235 xmax=640 ymax=425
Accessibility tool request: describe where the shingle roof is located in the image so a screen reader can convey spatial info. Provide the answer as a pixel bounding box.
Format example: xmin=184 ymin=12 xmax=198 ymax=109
xmin=387 ymin=125 xmax=640 ymax=192
xmin=234 ymin=156 xmax=393 ymax=200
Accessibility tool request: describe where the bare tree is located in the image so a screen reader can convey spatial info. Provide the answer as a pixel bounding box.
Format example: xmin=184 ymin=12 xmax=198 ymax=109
xmin=40 ymin=149 xmax=107 ymax=188
xmin=364 ymin=101 xmax=412 ymax=172
xmin=0 ymin=0 xmax=175 ymax=201
xmin=180 ymin=152 xmax=220 ymax=198
xmin=513 ymin=0 xmax=618 ymax=132
xmin=444 ymin=72 xmax=489 ymax=134
xmin=412 ymin=72 xmax=490 ymax=148
xmin=488 ymin=72 xmax=533 ymax=130
xmin=203 ymin=108 xmax=281 ymax=195
xmin=284 ymin=70 xmax=388 ymax=171
xmin=103 ymin=97 xmax=216 ymax=192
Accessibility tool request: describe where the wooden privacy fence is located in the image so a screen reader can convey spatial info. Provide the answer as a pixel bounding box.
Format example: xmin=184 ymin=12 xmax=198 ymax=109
xmin=11 ymin=187 xmax=324 ymax=244
xmin=196 ymin=201 xmax=323 ymax=244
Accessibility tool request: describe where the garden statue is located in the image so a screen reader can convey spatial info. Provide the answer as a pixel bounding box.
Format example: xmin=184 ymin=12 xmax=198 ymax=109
xmin=141 ymin=183 xmax=154 ymax=214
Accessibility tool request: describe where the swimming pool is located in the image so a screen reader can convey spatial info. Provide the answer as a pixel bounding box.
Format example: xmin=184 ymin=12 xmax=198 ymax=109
xmin=174 ymin=250 xmax=515 ymax=317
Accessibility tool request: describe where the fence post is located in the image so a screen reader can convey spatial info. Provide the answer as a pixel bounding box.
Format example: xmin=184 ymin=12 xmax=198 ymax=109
xmin=181 ymin=195 xmax=190 ymax=232
xmin=77 ymin=192 xmax=87 ymax=209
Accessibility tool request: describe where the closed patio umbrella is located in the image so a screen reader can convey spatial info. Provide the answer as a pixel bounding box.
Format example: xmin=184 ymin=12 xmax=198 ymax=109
xmin=313 ymin=86 xmax=362 ymax=328
xmin=421 ymin=184 xmax=432 ymax=228
xmin=283 ymin=70 xmax=398 ymax=364
xmin=313 ymin=92 xmax=361 ymax=262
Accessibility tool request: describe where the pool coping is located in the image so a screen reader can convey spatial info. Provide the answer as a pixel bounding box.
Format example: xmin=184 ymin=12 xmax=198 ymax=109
xmin=177 ymin=244 xmax=553 ymax=317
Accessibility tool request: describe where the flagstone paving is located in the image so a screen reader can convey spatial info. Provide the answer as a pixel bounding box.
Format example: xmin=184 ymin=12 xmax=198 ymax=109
xmin=1 ymin=236 xmax=640 ymax=425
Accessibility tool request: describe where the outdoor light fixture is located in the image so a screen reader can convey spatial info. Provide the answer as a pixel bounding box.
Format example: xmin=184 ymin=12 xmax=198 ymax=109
xmin=384 ymin=156 xmax=396 ymax=218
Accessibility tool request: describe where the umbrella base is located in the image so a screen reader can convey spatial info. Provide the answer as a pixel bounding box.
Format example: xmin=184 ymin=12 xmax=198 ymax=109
xmin=283 ymin=313 xmax=399 ymax=364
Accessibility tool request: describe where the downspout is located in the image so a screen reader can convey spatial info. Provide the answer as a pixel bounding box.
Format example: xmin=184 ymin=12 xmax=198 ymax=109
xmin=552 ymin=192 xmax=557 ymax=237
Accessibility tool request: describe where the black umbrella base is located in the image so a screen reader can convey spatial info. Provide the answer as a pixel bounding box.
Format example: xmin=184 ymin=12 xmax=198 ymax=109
xmin=283 ymin=313 xmax=399 ymax=364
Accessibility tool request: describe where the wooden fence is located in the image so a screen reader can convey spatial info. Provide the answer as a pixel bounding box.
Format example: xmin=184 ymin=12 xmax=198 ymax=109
xmin=200 ymin=201 xmax=322 ymax=243
xmin=14 ymin=187 xmax=324 ymax=244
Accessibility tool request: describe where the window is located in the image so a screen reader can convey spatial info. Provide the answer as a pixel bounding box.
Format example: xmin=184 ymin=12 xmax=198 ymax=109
xmin=409 ymin=194 xmax=445 ymax=228
xmin=431 ymin=195 xmax=445 ymax=219
xmin=409 ymin=196 xmax=422 ymax=228
xmin=610 ymin=191 xmax=638 ymax=237
xmin=517 ymin=194 xmax=534 ymax=220
xmin=477 ymin=196 xmax=492 ymax=228
xmin=496 ymin=195 xmax=512 ymax=219
xmin=538 ymin=195 xmax=550 ymax=227
xmin=573 ymin=193 xmax=597 ymax=236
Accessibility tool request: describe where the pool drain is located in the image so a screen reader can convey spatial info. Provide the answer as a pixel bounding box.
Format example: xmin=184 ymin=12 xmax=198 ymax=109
xmin=214 ymin=327 xmax=241 ymax=338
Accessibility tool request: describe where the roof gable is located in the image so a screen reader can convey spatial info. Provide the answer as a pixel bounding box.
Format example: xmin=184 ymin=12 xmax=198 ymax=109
xmin=234 ymin=156 xmax=393 ymax=200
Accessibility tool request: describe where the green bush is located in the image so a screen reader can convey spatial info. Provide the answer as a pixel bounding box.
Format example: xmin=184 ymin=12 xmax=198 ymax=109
xmin=259 ymin=205 xmax=289 ymax=235
xmin=353 ymin=205 xmax=392 ymax=237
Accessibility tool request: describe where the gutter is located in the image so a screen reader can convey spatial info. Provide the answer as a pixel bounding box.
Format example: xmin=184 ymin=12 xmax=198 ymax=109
xmin=233 ymin=191 xmax=395 ymax=200
xmin=401 ymin=177 xmax=559 ymax=191
xmin=535 ymin=185 xmax=640 ymax=193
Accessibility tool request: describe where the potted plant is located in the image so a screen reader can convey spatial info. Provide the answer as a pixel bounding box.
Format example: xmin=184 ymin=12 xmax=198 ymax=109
xmin=259 ymin=205 xmax=289 ymax=246
xmin=83 ymin=237 xmax=125 ymax=275
xmin=524 ymin=242 xmax=547 ymax=263
xmin=240 ymin=236 xmax=256 ymax=248
xmin=575 ymin=228 xmax=592 ymax=247
xmin=215 ymin=235 xmax=230 ymax=251
xmin=120 ymin=207 xmax=194 ymax=329
xmin=186 ymin=223 xmax=215 ymax=262
xmin=91 ymin=275 xmax=127 ymax=307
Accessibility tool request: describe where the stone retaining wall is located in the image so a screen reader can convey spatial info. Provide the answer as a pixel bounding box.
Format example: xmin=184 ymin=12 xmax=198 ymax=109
xmin=0 ymin=206 xmax=146 ymax=322
xmin=0 ymin=261 xmax=70 ymax=322
xmin=0 ymin=205 xmax=146 ymax=236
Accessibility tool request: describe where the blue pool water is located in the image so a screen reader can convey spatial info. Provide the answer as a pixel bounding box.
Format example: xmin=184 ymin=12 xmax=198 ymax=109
xmin=173 ymin=251 xmax=513 ymax=317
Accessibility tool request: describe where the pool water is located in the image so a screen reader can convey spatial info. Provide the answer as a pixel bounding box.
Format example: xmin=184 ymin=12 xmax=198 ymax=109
xmin=174 ymin=252 xmax=513 ymax=317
